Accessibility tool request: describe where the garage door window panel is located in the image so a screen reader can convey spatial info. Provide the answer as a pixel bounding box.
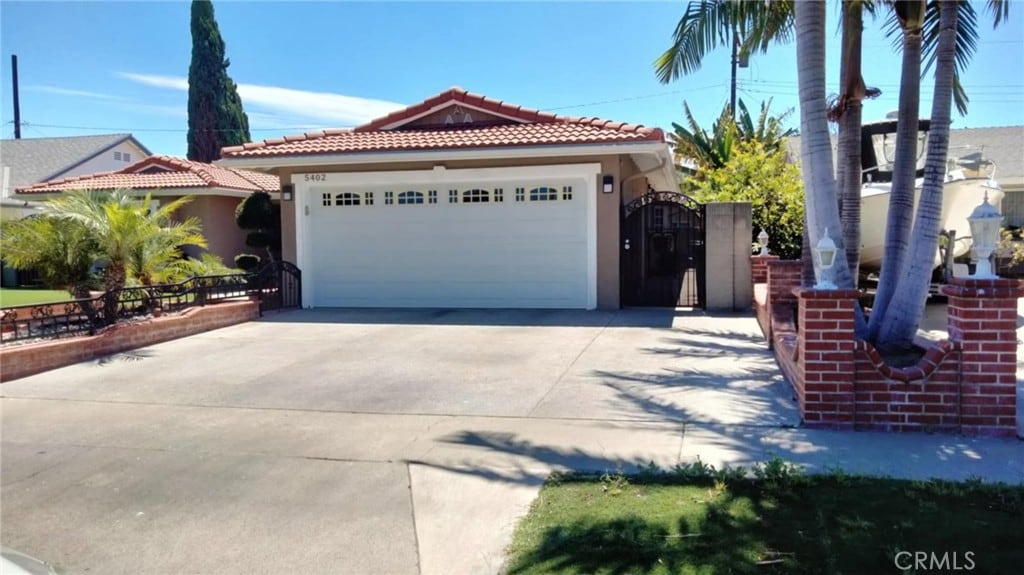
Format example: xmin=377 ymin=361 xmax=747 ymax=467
xmin=399 ymin=191 xmax=424 ymax=205
xmin=462 ymin=189 xmax=490 ymax=203
xmin=335 ymin=192 xmax=362 ymax=206
xmin=529 ymin=187 xmax=558 ymax=202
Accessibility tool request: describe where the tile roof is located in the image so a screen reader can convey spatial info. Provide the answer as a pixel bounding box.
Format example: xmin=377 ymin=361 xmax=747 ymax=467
xmin=221 ymin=87 xmax=664 ymax=159
xmin=1 ymin=134 xmax=152 ymax=188
xmin=16 ymin=155 xmax=279 ymax=195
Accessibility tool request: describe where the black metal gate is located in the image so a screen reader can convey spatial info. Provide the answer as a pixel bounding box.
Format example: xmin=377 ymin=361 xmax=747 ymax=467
xmin=621 ymin=191 xmax=705 ymax=307
xmin=251 ymin=261 xmax=302 ymax=313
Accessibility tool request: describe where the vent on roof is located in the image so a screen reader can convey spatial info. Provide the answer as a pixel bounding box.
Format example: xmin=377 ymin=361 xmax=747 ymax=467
xmin=137 ymin=166 xmax=173 ymax=175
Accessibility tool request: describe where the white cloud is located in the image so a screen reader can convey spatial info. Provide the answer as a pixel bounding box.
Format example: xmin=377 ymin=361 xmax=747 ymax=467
xmin=117 ymin=72 xmax=404 ymax=127
xmin=27 ymin=85 xmax=129 ymax=101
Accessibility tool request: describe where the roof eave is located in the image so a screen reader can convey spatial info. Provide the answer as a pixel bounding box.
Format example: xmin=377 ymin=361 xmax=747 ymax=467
xmin=216 ymin=140 xmax=671 ymax=170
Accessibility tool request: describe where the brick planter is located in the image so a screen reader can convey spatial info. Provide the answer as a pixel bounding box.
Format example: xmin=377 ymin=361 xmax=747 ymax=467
xmin=0 ymin=301 xmax=259 ymax=383
xmin=753 ymin=257 xmax=1024 ymax=437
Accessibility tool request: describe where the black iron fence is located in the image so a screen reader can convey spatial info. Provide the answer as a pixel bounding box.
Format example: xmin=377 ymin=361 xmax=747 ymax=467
xmin=1 ymin=262 xmax=301 ymax=344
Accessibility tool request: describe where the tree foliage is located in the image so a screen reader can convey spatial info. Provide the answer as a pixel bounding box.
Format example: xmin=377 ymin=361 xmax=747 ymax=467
xmin=0 ymin=216 xmax=99 ymax=298
xmin=691 ymin=139 xmax=804 ymax=259
xmin=672 ymin=98 xmax=794 ymax=176
xmin=187 ymin=0 xmax=250 ymax=162
xmin=234 ymin=191 xmax=280 ymax=261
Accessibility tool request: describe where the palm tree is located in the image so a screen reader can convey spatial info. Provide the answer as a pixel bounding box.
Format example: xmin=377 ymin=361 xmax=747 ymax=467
xmin=672 ymin=98 xmax=795 ymax=177
xmin=0 ymin=216 xmax=99 ymax=299
xmin=41 ymin=191 xmax=207 ymax=322
xmin=794 ymin=0 xmax=855 ymax=292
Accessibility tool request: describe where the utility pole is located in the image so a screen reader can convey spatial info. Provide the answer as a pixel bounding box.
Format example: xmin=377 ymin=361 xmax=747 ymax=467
xmin=11 ymin=54 xmax=21 ymax=139
xmin=729 ymin=31 xmax=749 ymax=122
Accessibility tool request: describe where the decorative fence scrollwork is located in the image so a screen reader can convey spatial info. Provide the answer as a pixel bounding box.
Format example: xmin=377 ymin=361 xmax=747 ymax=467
xmin=1 ymin=261 xmax=302 ymax=344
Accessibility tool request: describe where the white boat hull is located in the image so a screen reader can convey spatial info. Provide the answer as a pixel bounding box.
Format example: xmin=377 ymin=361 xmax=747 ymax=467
xmin=859 ymin=178 xmax=1004 ymax=273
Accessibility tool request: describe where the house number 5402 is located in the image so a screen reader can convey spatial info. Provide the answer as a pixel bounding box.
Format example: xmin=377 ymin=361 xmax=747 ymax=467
xmin=304 ymin=173 xmax=328 ymax=182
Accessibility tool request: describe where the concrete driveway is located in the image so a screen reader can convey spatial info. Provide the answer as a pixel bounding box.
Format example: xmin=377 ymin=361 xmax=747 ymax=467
xmin=0 ymin=308 xmax=800 ymax=574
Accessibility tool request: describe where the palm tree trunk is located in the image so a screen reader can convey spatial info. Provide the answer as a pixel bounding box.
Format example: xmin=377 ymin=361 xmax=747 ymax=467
xmin=837 ymin=1 xmax=865 ymax=283
xmin=103 ymin=259 xmax=127 ymax=325
xmin=794 ymin=0 xmax=856 ymax=292
xmin=866 ymin=0 xmax=926 ymax=341
xmin=876 ymin=0 xmax=958 ymax=349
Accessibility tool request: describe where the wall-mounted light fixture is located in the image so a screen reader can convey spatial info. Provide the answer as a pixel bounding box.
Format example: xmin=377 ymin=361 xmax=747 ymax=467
xmin=602 ymin=175 xmax=614 ymax=193
xmin=281 ymin=183 xmax=294 ymax=202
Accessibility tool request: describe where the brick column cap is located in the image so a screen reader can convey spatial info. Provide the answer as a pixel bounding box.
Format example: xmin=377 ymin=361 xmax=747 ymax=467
xmin=752 ymin=255 xmax=780 ymax=261
xmin=940 ymin=277 xmax=1024 ymax=299
xmin=766 ymin=259 xmax=802 ymax=269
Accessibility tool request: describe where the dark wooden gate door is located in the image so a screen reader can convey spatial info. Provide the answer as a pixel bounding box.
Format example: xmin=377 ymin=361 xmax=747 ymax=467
xmin=621 ymin=191 xmax=705 ymax=307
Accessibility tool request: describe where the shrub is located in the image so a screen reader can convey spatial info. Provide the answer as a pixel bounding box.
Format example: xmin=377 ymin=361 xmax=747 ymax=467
xmin=234 ymin=253 xmax=261 ymax=271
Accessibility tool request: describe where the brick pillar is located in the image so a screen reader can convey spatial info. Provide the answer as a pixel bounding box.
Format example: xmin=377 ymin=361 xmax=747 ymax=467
xmin=751 ymin=255 xmax=779 ymax=285
xmin=797 ymin=288 xmax=859 ymax=430
xmin=941 ymin=277 xmax=1024 ymax=437
xmin=766 ymin=260 xmax=803 ymax=308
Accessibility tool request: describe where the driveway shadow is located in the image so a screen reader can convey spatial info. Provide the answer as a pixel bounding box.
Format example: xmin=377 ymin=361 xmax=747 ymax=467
xmin=257 ymin=307 xmax=710 ymax=328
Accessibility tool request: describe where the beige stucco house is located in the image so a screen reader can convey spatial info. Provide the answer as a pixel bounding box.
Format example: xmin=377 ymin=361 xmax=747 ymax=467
xmin=217 ymin=87 xmax=699 ymax=310
xmin=15 ymin=155 xmax=279 ymax=264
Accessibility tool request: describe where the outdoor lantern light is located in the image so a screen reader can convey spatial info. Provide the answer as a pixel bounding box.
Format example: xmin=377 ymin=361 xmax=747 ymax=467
xmin=280 ymin=184 xmax=295 ymax=202
xmin=967 ymin=190 xmax=1003 ymax=279
xmin=602 ymin=175 xmax=614 ymax=193
xmin=757 ymin=229 xmax=770 ymax=256
xmin=814 ymin=228 xmax=838 ymax=289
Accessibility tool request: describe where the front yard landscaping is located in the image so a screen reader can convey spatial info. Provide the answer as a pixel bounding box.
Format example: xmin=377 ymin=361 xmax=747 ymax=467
xmin=0 ymin=288 xmax=73 ymax=308
xmin=504 ymin=462 xmax=1024 ymax=574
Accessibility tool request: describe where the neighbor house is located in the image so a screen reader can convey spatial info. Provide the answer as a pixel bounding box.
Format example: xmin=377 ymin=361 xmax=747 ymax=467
xmin=1 ymin=133 xmax=152 ymax=213
xmin=15 ymin=155 xmax=279 ymax=265
xmin=216 ymin=87 xmax=695 ymax=311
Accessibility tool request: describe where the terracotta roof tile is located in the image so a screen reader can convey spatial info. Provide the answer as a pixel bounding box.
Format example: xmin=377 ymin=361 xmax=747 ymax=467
xmin=16 ymin=155 xmax=278 ymax=194
xmin=220 ymin=87 xmax=664 ymax=159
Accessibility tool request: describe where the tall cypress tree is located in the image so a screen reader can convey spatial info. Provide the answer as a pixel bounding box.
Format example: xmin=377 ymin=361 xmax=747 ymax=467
xmin=187 ymin=0 xmax=250 ymax=162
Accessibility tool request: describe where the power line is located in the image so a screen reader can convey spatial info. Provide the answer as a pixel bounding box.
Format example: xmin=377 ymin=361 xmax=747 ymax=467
xmin=18 ymin=121 xmax=326 ymax=134
xmin=547 ymin=83 xmax=727 ymax=111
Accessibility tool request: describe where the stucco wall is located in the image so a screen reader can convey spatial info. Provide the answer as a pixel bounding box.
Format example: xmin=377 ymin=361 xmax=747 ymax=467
xmin=704 ymin=202 xmax=753 ymax=311
xmin=167 ymin=195 xmax=248 ymax=265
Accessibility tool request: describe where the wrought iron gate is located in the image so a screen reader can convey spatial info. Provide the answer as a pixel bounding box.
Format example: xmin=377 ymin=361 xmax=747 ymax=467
xmin=251 ymin=261 xmax=302 ymax=313
xmin=621 ymin=191 xmax=705 ymax=307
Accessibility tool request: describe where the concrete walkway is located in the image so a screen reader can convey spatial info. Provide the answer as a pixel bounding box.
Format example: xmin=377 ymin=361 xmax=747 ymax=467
xmin=1 ymin=309 xmax=1022 ymax=575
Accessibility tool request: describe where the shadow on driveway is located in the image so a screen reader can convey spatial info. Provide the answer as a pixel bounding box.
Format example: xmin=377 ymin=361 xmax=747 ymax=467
xmin=258 ymin=307 xmax=721 ymax=328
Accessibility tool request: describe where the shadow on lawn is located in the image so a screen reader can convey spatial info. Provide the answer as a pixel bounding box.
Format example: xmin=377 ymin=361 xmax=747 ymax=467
xmin=505 ymin=477 xmax=798 ymax=575
xmin=504 ymin=474 xmax=1024 ymax=575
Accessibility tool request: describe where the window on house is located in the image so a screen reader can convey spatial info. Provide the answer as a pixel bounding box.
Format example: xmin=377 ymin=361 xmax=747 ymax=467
xmin=114 ymin=151 xmax=122 ymax=160
xmin=529 ymin=187 xmax=558 ymax=201
xmin=398 ymin=191 xmax=424 ymax=205
xmin=123 ymin=153 xmax=131 ymax=162
xmin=335 ymin=192 xmax=361 ymax=206
xmin=462 ymin=189 xmax=490 ymax=203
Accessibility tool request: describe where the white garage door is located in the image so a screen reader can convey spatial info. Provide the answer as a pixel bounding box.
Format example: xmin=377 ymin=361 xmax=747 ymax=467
xmin=299 ymin=166 xmax=596 ymax=309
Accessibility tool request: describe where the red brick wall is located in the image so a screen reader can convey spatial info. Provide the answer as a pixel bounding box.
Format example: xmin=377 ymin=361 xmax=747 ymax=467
xmin=0 ymin=301 xmax=259 ymax=383
xmin=751 ymin=255 xmax=779 ymax=285
xmin=759 ymin=266 xmax=1022 ymax=437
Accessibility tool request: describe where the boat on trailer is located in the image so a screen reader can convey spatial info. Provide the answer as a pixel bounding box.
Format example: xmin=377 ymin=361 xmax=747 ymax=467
xmin=857 ymin=118 xmax=1003 ymax=276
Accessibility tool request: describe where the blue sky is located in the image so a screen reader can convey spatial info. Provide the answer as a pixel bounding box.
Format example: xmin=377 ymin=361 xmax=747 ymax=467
xmin=1 ymin=1 xmax=1022 ymax=158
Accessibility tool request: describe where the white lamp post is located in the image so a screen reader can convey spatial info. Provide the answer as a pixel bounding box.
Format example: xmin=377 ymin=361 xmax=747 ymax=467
xmin=757 ymin=229 xmax=770 ymax=256
xmin=967 ymin=190 xmax=1002 ymax=279
xmin=814 ymin=228 xmax=838 ymax=289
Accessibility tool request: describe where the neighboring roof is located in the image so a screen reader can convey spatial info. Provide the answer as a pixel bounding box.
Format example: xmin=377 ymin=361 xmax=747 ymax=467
xmin=221 ymin=87 xmax=665 ymax=159
xmin=16 ymin=155 xmax=279 ymax=195
xmin=0 ymin=134 xmax=153 ymax=188
xmin=786 ymin=125 xmax=1024 ymax=179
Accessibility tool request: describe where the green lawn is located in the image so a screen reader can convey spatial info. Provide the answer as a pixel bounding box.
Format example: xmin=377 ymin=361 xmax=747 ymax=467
xmin=505 ymin=463 xmax=1024 ymax=575
xmin=0 ymin=288 xmax=74 ymax=308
